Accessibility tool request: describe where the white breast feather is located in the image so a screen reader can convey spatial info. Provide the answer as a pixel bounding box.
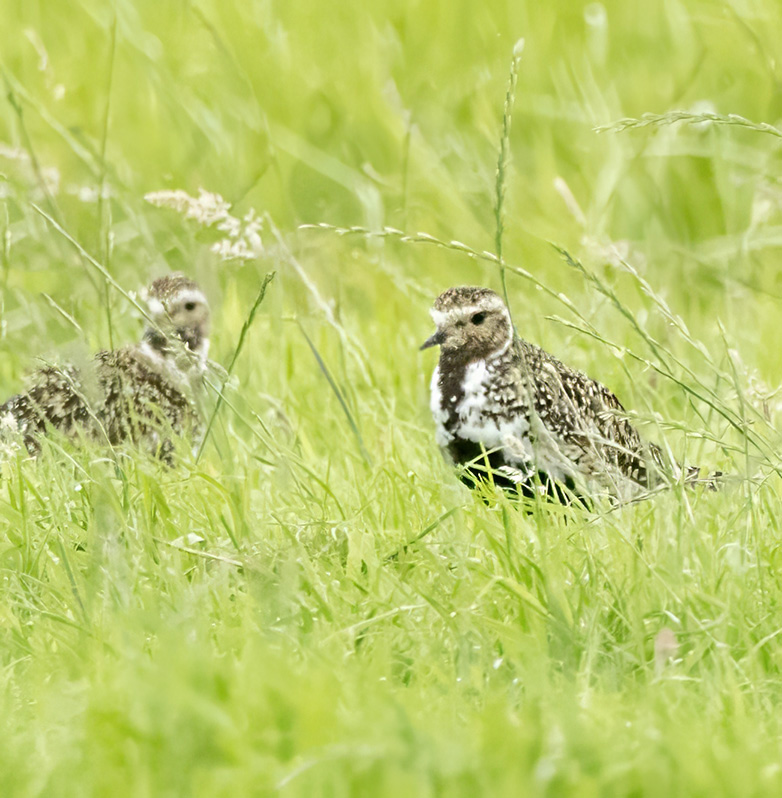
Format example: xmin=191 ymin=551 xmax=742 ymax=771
xmin=452 ymin=358 xmax=579 ymax=484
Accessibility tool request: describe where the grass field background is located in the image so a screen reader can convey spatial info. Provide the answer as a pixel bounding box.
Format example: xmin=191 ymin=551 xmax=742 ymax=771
xmin=3 ymin=0 xmax=782 ymax=794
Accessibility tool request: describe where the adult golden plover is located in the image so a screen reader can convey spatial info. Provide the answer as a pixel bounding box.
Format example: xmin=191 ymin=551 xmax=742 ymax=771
xmin=421 ymin=286 xmax=714 ymax=504
xmin=0 ymin=273 xmax=210 ymax=461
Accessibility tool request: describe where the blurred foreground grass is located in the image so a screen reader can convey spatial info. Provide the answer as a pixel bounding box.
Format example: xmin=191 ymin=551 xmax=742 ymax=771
xmin=3 ymin=0 xmax=782 ymax=794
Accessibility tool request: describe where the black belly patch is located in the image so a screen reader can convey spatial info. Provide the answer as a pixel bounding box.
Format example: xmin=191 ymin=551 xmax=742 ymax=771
xmin=447 ymin=437 xmax=589 ymax=508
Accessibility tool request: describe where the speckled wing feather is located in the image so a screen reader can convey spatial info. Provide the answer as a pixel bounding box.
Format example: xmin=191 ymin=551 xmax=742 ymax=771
xmin=514 ymin=339 xmax=664 ymax=491
xmin=95 ymin=347 xmax=200 ymax=455
xmin=1 ymin=348 xmax=200 ymax=460
xmin=0 ymin=364 xmax=98 ymax=453
xmin=1 ymin=272 xmax=210 ymax=461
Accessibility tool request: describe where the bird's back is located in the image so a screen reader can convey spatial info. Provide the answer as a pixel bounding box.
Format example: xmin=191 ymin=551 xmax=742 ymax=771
xmin=96 ymin=346 xmax=200 ymax=451
xmin=1 ymin=345 xmax=200 ymax=459
xmin=513 ymin=338 xmax=664 ymax=494
xmin=1 ymin=363 xmax=97 ymax=452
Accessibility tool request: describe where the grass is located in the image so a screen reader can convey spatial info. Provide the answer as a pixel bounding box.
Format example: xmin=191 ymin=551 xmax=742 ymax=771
xmin=2 ymin=0 xmax=782 ymax=794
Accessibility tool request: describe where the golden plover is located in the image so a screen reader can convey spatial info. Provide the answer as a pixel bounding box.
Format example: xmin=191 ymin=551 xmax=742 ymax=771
xmin=421 ymin=286 xmax=714 ymax=503
xmin=0 ymin=273 xmax=210 ymax=461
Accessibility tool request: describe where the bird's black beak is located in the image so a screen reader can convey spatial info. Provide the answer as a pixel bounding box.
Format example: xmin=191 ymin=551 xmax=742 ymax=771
xmin=420 ymin=329 xmax=445 ymax=351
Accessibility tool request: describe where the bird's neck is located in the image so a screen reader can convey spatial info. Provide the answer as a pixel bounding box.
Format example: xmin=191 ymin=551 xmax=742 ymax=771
xmin=143 ymin=327 xmax=207 ymax=369
xmin=143 ymin=327 xmax=170 ymax=356
xmin=438 ymin=342 xmax=509 ymax=374
xmin=436 ymin=344 xmax=515 ymax=424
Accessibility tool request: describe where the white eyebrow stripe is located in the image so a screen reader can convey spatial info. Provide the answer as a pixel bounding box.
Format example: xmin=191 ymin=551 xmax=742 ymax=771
xmin=147 ymin=297 xmax=165 ymax=316
xmin=152 ymin=289 xmax=208 ymax=312
xmin=172 ymin=288 xmax=207 ymax=306
xmin=430 ymin=300 xmax=509 ymax=327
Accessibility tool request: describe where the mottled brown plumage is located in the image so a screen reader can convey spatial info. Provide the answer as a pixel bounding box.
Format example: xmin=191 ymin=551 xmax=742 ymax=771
xmin=0 ymin=273 xmax=209 ymax=461
xmin=422 ymin=286 xmax=712 ymax=503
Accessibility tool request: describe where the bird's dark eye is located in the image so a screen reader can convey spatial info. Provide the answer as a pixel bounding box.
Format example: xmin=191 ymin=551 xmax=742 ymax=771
xmin=184 ymin=302 xmax=196 ymax=311
xmin=471 ymin=312 xmax=486 ymax=325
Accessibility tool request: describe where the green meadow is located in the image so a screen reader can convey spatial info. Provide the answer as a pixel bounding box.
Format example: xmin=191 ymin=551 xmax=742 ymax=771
xmin=3 ymin=0 xmax=782 ymax=794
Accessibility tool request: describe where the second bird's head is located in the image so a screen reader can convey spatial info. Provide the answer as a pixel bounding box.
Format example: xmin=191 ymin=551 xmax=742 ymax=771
xmin=144 ymin=273 xmax=211 ymax=362
xmin=421 ymin=286 xmax=513 ymax=361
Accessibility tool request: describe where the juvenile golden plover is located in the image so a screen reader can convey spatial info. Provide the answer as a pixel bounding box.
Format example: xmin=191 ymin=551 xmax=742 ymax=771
xmin=422 ymin=286 xmax=713 ymax=504
xmin=0 ymin=273 xmax=209 ymax=461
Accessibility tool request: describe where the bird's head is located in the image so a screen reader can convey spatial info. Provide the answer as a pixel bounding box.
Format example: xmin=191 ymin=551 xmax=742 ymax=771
xmin=144 ymin=273 xmax=211 ymax=364
xmin=421 ymin=286 xmax=513 ymax=361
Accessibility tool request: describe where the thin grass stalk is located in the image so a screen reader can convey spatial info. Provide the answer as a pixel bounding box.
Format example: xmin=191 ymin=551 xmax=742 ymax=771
xmin=55 ymin=539 xmax=87 ymax=624
xmin=596 ymin=110 xmax=782 ymax=140
xmin=298 ymin=223 xmax=568 ymax=307
xmin=385 ymin=506 xmax=460 ymax=561
xmin=721 ymin=322 xmax=764 ymax=590
xmin=268 ymin=215 xmax=374 ymax=387
xmin=297 ymin=321 xmax=373 ymax=466
xmin=154 ymin=537 xmax=243 ymax=567
xmin=1 ymin=203 xmax=9 ymax=332
xmin=98 ymin=12 xmax=118 ymax=349
xmin=554 ymin=245 xmax=777 ymax=470
xmin=2 ymin=69 xmax=62 ymax=226
xmin=196 ymin=271 xmax=276 ymax=462
xmin=32 ymin=204 xmax=155 ymax=323
xmin=41 ymin=294 xmax=84 ymax=333
xmin=494 ymin=39 xmax=525 ymax=318
xmin=401 ymin=109 xmax=412 ymax=231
